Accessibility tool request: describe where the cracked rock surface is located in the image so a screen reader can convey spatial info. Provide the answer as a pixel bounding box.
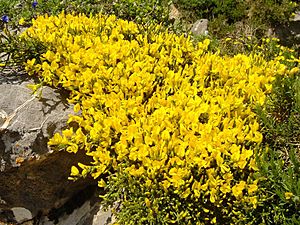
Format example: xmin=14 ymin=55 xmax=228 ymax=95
xmin=0 ymin=70 xmax=98 ymax=223
xmin=0 ymin=70 xmax=72 ymax=170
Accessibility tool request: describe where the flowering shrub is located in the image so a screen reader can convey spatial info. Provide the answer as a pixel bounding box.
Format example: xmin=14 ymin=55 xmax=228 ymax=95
xmin=21 ymin=12 xmax=298 ymax=224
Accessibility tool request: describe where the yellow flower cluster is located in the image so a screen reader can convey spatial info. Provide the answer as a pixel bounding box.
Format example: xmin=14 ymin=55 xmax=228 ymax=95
xmin=22 ymin=12 xmax=293 ymax=223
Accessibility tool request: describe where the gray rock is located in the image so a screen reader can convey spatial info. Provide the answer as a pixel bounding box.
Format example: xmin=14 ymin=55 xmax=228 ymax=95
xmin=191 ymin=19 xmax=209 ymax=36
xmin=39 ymin=201 xmax=115 ymax=225
xmin=291 ymin=11 xmax=300 ymax=22
xmin=0 ymin=70 xmax=97 ymax=222
xmin=169 ymin=4 xmax=181 ymax=21
xmin=274 ymin=11 xmax=300 ymax=46
xmin=35 ymin=184 xmax=116 ymax=225
xmin=91 ymin=206 xmax=115 ymax=225
xmin=40 ymin=201 xmax=92 ymax=225
xmin=11 ymin=207 xmax=33 ymax=223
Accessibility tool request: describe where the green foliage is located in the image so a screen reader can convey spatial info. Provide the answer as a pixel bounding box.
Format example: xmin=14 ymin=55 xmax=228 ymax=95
xmin=249 ymin=0 xmax=298 ymax=27
xmin=0 ymin=0 xmax=71 ymax=28
xmin=258 ymin=72 xmax=300 ymax=150
xmin=173 ymin=0 xmax=246 ymax=23
xmin=246 ymin=0 xmax=298 ymax=40
xmin=0 ymin=21 xmax=46 ymax=68
xmin=196 ymin=35 xmax=299 ymax=63
xmin=250 ymin=48 xmax=300 ymax=224
xmin=0 ymin=0 xmax=171 ymax=28
xmin=102 ymin=166 xmax=258 ymax=225
xmin=246 ymin=147 xmax=300 ymax=225
xmin=109 ymin=0 xmax=170 ymax=25
xmin=173 ymin=0 xmax=299 ymax=39
xmin=0 ymin=0 xmax=29 ymax=29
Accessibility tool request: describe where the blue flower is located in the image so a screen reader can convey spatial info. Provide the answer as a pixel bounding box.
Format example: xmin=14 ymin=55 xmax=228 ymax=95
xmin=1 ymin=15 xmax=9 ymax=23
xmin=32 ymin=0 xmax=38 ymax=9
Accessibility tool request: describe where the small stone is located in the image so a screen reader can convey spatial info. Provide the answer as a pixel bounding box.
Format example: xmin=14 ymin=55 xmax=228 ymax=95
xmin=11 ymin=207 xmax=32 ymax=223
xmin=291 ymin=11 xmax=300 ymax=22
xmin=92 ymin=206 xmax=115 ymax=225
xmin=169 ymin=4 xmax=181 ymax=21
xmin=191 ymin=19 xmax=208 ymax=36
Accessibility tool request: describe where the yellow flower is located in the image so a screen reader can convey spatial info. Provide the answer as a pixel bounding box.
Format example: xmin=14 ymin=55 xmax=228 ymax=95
xmin=129 ymin=166 xmax=145 ymax=177
xmin=62 ymin=128 xmax=73 ymax=139
xmin=74 ymin=103 xmax=81 ymax=113
xmin=91 ymin=164 xmax=107 ymax=179
xmin=247 ymin=182 xmax=258 ymax=195
xmin=145 ymin=198 xmax=151 ymax=207
xmin=145 ymin=179 xmax=152 ymax=187
xmin=232 ymin=181 xmax=246 ymax=198
xmin=180 ymin=188 xmax=191 ymax=199
xmin=161 ymin=129 xmax=171 ymax=141
xmin=66 ymin=143 xmax=78 ymax=153
xmin=25 ymin=58 xmax=36 ymax=70
xmin=19 ymin=17 xmax=25 ymax=25
xmin=211 ymin=217 xmax=217 ymax=224
xmin=248 ymin=196 xmax=258 ymax=208
xmin=48 ymin=133 xmax=69 ymax=146
xmin=70 ymin=166 xmax=79 ymax=176
xmin=127 ymin=124 xmax=138 ymax=141
xmin=168 ymin=167 xmax=189 ymax=187
xmin=161 ymin=180 xmax=171 ymax=191
xmin=209 ymin=188 xmax=217 ymax=203
xmin=289 ymin=67 xmax=299 ymax=75
xmin=285 ymin=192 xmax=293 ymax=200
xmin=220 ymin=183 xmax=231 ymax=194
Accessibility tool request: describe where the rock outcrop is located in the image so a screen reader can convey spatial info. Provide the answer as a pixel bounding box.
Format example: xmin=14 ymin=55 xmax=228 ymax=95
xmin=0 ymin=69 xmax=103 ymax=224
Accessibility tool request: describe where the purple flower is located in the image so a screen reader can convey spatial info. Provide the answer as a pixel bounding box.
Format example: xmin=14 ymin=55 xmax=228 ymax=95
xmin=1 ymin=15 xmax=9 ymax=23
xmin=32 ymin=0 xmax=38 ymax=9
